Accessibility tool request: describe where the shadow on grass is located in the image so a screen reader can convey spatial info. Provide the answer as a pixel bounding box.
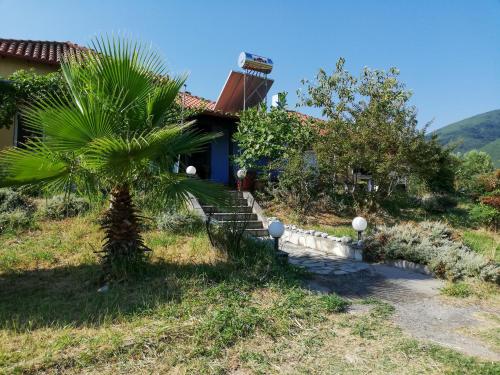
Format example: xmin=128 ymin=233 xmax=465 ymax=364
xmin=0 ymin=257 xmax=293 ymax=332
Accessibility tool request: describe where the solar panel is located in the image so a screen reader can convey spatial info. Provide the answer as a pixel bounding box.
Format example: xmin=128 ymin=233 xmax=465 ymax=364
xmin=214 ymin=71 xmax=274 ymax=113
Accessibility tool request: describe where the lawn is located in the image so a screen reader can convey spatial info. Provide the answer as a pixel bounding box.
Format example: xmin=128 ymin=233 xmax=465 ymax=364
xmin=1 ymin=215 xmax=499 ymax=374
xmin=462 ymin=229 xmax=500 ymax=262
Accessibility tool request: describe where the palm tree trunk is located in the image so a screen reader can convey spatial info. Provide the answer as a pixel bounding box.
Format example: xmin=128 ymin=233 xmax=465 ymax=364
xmin=100 ymin=185 xmax=149 ymax=280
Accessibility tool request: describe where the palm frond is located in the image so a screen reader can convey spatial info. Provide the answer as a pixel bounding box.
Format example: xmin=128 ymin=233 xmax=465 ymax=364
xmin=84 ymin=122 xmax=220 ymax=176
xmin=146 ymin=172 xmax=231 ymax=211
xmin=147 ymin=75 xmax=186 ymax=127
xmin=22 ymin=93 xmax=120 ymax=152
xmin=166 ymin=127 xmax=221 ymax=157
xmin=0 ymin=141 xmax=72 ymax=190
xmin=61 ymin=36 xmax=185 ymax=133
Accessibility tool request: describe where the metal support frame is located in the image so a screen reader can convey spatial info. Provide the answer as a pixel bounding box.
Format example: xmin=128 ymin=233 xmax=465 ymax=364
xmin=242 ymin=69 xmax=269 ymax=111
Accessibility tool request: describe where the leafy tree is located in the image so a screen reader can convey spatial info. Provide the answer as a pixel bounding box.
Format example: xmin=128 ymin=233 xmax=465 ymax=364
xmin=457 ymin=150 xmax=494 ymax=177
xmin=233 ymin=93 xmax=316 ymax=171
xmin=299 ymin=57 xmax=448 ymax=208
xmin=456 ymin=150 xmax=495 ymax=196
xmin=0 ymin=36 xmax=228 ymax=280
xmin=410 ymin=137 xmax=459 ymax=194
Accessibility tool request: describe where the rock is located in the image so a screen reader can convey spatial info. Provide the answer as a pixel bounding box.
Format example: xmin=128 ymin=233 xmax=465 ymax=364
xmin=291 ymin=225 xmax=297 ymax=230
xmin=313 ymin=231 xmax=322 ymax=237
xmin=341 ymin=236 xmax=352 ymax=243
xmin=357 ymin=240 xmax=364 ymax=247
xmin=335 ymin=237 xmax=342 ymax=242
xmin=307 ymin=230 xmax=314 ymax=235
xmin=321 ymin=233 xmax=328 ymax=238
xmin=97 ymin=284 xmax=109 ymax=293
xmin=327 ymin=235 xmax=335 ymax=240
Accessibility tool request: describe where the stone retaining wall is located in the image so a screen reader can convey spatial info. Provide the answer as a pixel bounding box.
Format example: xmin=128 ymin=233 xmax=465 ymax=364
xmin=382 ymin=259 xmax=434 ymax=276
xmin=281 ymin=225 xmax=363 ymax=261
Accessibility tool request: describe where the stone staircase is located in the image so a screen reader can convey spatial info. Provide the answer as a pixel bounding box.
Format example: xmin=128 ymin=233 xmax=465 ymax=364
xmin=200 ymin=191 xmax=269 ymax=237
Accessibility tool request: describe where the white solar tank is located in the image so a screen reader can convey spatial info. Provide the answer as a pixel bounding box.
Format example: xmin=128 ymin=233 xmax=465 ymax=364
xmin=238 ymin=52 xmax=273 ymax=74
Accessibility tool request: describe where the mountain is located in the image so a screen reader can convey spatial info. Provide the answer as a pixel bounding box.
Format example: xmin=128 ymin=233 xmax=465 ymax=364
xmin=432 ymin=109 xmax=500 ymax=167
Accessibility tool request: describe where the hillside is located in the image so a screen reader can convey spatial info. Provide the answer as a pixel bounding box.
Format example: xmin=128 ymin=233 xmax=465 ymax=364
xmin=433 ymin=109 xmax=500 ymax=166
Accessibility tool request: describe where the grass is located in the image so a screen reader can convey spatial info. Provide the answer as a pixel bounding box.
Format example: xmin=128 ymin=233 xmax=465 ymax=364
xmin=462 ymin=229 xmax=500 ymax=262
xmin=439 ymin=278 xmax=499 ymax=306
xmin=309 ymin=224 xmax=358 ymax=238
xmin=1 ymin=215 xmax=499 ymax=374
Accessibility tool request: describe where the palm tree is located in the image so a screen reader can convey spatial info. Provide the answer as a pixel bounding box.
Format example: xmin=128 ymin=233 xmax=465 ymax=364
xmin=0 ymin=36 xmax=228 ymax=280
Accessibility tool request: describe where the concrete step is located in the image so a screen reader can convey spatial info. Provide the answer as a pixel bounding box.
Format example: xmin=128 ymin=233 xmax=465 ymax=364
xmin=216 ymin=220 xmax=264 ymax=229
xmin=228 ymin=190 xmax=244 ymax=198
xmin=244 ymin=228 xmax=269 ymax=237
xmin=228 ymin=197 xmax=248 ymax=206
xmin=202 ymin=205 xmax=252 ymax=214
xmin=210 ymin=212 xmax=257 ymax=221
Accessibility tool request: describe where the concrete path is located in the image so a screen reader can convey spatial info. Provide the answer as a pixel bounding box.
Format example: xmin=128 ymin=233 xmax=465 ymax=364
xmin=281 ymin=241 xmax=500 ymax=361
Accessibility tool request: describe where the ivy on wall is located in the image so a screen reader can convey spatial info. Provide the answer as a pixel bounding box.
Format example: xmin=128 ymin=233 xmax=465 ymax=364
xmin=0 ymin=69 xmax=198 ymax=130
xmin=0 ymin=69 xmax=67 ymax=129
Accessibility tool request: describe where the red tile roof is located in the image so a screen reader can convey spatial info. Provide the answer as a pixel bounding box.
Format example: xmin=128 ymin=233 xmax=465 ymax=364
xmin=180 ymin=92 xmax=215 ymax=112
xmin=179 ymin=92 xmax=239 ymax=118
xmin=0 ymin=38 xmax=87 ymax=65
xmin=0 ymin=38 xmax=318 ymax=121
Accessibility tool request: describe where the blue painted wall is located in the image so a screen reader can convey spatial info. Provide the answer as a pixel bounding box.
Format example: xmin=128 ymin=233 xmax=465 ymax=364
xmin=210 ymin=124 xmax=230 ymax=184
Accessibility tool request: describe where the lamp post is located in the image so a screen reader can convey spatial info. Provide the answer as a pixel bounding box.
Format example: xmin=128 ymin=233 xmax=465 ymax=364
xmin=186 ymin=165 xmax=197 ymax=176
xmin=352 ymin=216 xmax=367 ymax=241
xmin=236 ymin=168 xmax=246 ymax=191
xmin=268 ymin=220 xmax=285 ymax=252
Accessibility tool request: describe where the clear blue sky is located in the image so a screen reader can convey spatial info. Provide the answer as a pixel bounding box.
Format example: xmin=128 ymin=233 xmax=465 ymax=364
xmin=1 ymin=0 xmax=498 ymax=131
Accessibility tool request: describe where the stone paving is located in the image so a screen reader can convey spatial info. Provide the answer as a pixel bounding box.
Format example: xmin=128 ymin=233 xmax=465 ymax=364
xmin=281 ymin=240 xmax=500 ymax=361
xmin=281 ymin=241 xmax=370 ymax=276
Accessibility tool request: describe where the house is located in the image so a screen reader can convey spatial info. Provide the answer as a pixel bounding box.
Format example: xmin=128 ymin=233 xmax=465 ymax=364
xmin=0 ymin=38 xmax=311 ymax=186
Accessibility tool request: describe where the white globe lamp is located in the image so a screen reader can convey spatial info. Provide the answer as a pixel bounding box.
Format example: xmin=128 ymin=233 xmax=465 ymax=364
xmin=236 ymin=168 xmax=247 ymax=192
xmin=186 ymin=165 xmax=197 ymax=176
xmin=236 ymin=168 xmax=247 ymax=180
xmin=352 ymin=216 xmax=368 ymax=241
xmin=269 ymin=220 xmax=285 ymax=238
xmin=268 ymin=220 xmax=285 ymax=252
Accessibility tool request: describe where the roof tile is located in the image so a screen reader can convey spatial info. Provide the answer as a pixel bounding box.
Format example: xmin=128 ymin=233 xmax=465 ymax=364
xmin=0 ymin=38 xmax=87 ymax=65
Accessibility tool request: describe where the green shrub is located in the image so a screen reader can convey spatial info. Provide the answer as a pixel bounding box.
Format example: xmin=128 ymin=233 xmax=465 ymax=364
xmin=380 ymin=192 xmax=419 ymax=216
xmin=0 ymin=189 xmax=36 ymax=233
xmin=156 ymin=211 xmax=203 ymax=234
xmin=0 ymin=188 xmax=35 ymax=214
xmin=206 ymin=217 xmax=267 ymax=262
xmin=421 ymin=194 xmax=457 ymax=213
xmin=365 ymin=221 xmax=500 ymax=284
xmin=44 ymin=195 xmax=90 ymax=220
xmin=0 ymin=210 xmax=34 ymax=233
xmin=480 ymin=194 xmax=500 ymax=210
xmin=273 ymin=151 xmax=320 ymax=218
xmin=441 ymin=282 xmax=472 ymax=298
xmin=324 ymin=192 xmax=355 ymax=216
xmin=469 ymin=204 xmax=499 ymax=229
